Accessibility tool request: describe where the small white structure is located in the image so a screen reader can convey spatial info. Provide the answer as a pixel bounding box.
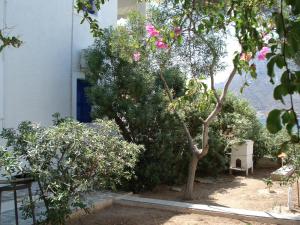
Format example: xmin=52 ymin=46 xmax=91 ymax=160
xmin=229 ymin=140 xmax=254 ymax=176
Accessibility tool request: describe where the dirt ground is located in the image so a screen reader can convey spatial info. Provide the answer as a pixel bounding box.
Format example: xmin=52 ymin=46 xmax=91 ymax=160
xmin=67 ymin=205 xmax=273 ymax=225
xmin=141 ymin=168 xmax=300 ymax=214
xmin=67 ymin=168 xmax=300 ymax=225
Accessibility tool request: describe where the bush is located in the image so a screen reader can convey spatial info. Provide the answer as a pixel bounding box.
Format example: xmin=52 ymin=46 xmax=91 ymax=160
xmin=84 ymin=11 xmax=271 ymax=188
xmin=217 ymin=93 xmax=268 ymax=163
xmin=84 ymin=13 xmax=192 ymax=191
xmin=179 ymin=91 xmax=267 ymax=177
xmin=85 ymin=29 xmax=269 ymax=189
xmin=0 ymin=118 xmax=142 ymax=225
xmin=85 ymin=35 xmax=190 ymax=190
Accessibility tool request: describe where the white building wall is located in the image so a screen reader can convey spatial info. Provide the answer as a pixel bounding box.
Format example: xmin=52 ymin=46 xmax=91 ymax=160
xmin=2 ymin=0 xmax=74 ymax=128
xmin=0 ymin=1 xmax=4 ymax=131
xmin=0 ymin=0 xmax=118 ymax=129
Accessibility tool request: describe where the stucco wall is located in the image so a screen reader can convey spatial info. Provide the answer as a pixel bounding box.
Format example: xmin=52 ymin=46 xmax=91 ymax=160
xmin=0 ymin=0 xmax=117 ymax=129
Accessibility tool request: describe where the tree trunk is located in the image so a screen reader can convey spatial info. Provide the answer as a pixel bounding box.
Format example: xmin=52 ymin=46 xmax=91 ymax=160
xmin=184 ymin=123 xmax=209 ymax=200
xmin=157 ymin=60 xmax=237 ymax=200
xmin=184 ymin=153 xmax=199 ymax=199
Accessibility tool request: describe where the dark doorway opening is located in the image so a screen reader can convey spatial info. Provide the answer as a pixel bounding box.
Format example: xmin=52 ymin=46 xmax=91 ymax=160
xmin=236 ymin=159 xmax=242 ymax=168
xmin=77 ymin=79 xmax=92 ymax=123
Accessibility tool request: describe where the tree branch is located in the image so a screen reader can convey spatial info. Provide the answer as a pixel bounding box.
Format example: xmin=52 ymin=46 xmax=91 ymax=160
xmin=205 ymin=66 xmax=236 ymax=124
xmin=158 ymin=65 xmax=201 ymax=156
xmin=199 ymin=66 xmax=237 ymax=159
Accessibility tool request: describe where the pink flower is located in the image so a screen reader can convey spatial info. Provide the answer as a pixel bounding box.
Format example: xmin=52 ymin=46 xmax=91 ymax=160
xmin=258 ymin=47 xmax=270 ymax=61
xmin=133 ymin=52 xmax=141 ymax=62
xmin=174 ymin=27 xmax=181 ymax=37
xmin=155 ymin=39 xmax=168 ymax=49
xmin=146 ymin=24 xmax=159 ymax=37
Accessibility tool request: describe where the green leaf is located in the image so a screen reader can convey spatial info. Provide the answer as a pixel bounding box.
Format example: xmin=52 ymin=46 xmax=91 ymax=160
xmin=273 ymin=85 xmax=288 ymax=104
xmin=267 ymin=56 xmax=276 ymax=83
xmin=177 ymin=35 xmax=183 ymax=45
xmin=286 ymin=122 xmax=296 ymax=135
xmin=281 ymin=71 xmax=289 ymax=84
xmin=282 ymin=111 xmax=290 ymax=124
xmin=274 ymin=12 xmax=284 ymax=38
xmin=275 ymin=55 xmax=285 ymax=69
xmin=267 ymin=109 xmax=282 ymax=134
xmin=288 ymin=33 xmax=299 ymax=54
xmin=170 ymin=31 xmax=175 ymax=39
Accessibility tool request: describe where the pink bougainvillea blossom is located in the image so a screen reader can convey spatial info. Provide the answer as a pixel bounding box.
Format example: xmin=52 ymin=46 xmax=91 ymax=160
xmin=133 ymin=52 xmax=141 ymax=62
xmin=146 ymin=24 xmax=160 ymax=37
xmin=257 ymin=47 xmax=270 ymax=61
xmin=174 ymin=27 xmax=181 ymax=37
xmin=240 ymin=52 xmax=252 ymax=61
xmin=155 ymin=39 xmax=168 ymax=49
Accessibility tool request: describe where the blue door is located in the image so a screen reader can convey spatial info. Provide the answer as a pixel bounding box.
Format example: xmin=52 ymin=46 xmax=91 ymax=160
xmin=77 ymin=79 xmax=92 ymax=123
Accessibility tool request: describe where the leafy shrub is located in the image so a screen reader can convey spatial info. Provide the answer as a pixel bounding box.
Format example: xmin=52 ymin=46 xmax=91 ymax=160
xmin=84 ymin=11 xmax=273 ymax=189
xmin=217 ymin=93 xmax=267 ymax=163
xmin=85 ymin=35 xmax=190 ymax=190
xmin=85 ymin=28 xmax=269 ymax=190
xmin=0 ymin=118 xmax=142 ymax=225
xmin=83 ymin=13 xmax=191 ymax=190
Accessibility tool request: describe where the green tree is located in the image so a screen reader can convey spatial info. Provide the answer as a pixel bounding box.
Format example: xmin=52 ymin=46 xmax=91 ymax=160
xmin=84 ymin=12 xmax=268 ymax=191
xmin=140 ymin=0 xmax=300 ymax=199
xmin=84 ymin=14 xmax=190 ymax=190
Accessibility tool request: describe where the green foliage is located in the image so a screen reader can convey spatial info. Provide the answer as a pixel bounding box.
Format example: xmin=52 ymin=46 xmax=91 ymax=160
xmin=263 ymin=177 xmax=274 ymax=192
xmin=75 ymin=0 xmax=107 ymax=37
xmin=224 ymin=0 xmax=300 ymax=140
xmin=84 ymin=11 xmax=271 ymax=186
xmin=0 ymin=147 xmax=22 ymax=177
xmin=174 ymin=90 xmax=268 ymax=175
xmin=218 ymin=94 xmax=267 ymax=161
xmin=154 ymin=0 xmax=300 ymax=145
xmin=85 ymin=26 xmax=189 ymax=190
xmin=0 ymin=30 xmax=22 ymax=52
xmin=0 ymin=118 xmax=142 ymax=225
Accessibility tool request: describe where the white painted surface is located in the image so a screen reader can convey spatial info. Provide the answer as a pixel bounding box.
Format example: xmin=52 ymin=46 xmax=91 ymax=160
xmin=3 ymin=0 xmax=73 ymax=128
xmin=0 ymin=0 xmax=6 ymax=131
xmin=0 ymin=0 xmax=118 ymax=129
xmin=288 ymin=186 xmax=293 ymax=210
xmin=230 ymin=140 xmax=254 ymax=174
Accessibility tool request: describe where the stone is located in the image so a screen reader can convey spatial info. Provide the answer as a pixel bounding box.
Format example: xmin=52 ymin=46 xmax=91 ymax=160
xmin=271 ymin=165 xmax=295 ymax=181
xmin=170 ymin=187 xmax=182 ymax=192
xmin=195 ymin=177 xmax=215 ymax=184
xmin=216 ymin=177 xmax=234 ymax=183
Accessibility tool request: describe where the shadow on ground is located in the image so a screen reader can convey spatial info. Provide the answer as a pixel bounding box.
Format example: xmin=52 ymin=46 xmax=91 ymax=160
xmin=140 ymin=167 xmax=293 ymax=212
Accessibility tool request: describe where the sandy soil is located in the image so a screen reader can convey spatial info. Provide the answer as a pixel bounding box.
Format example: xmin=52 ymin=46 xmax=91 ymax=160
xmin=67 ymin=168 xmax=300 ymax=225
xmin=67 ymin=205 xmax=272 ymax=225
xmin=141 ymin=168 xmax=300 ymax=214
